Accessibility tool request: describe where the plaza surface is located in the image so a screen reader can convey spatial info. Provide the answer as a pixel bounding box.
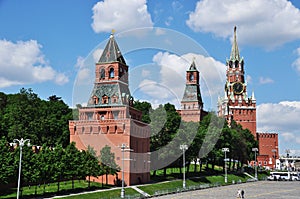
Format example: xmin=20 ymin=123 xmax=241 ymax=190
xmin=152 ymin=181 xmax=300 ymax=199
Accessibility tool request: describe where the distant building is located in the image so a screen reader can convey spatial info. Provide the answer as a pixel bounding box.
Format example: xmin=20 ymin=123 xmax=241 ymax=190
xmin=278 ymin=154 xmax=300 ymax=171
xmin=256 ymin=133 xmax=279 ymax=169
xmin=218 ymin=27 xmax=279 ymax=169
xmin=177 ymin=60 xmax=207 ymax=122
xmin=69 ymin=33 xmax=150 ymax=185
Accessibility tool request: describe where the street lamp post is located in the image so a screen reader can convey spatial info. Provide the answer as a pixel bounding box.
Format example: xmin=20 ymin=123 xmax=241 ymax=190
xmin=222 ymin=148 xmax=229 ymax=183
xmin=120 ymin=143 xmax=126 ymax=199
xmin=285 ymin=149 xmax=290 ymax=180
xmin=180 ymin=144 xmax=188 ymax=189
xmin=119 ymin=144 xmax=133 ymax=198
xmin=12 ymin=138 xmax=30 ymax=199
xmin=271 ymin=149 xmax=277 ymax=170
xmin=252 ymin=148 xmax=258 ymax=180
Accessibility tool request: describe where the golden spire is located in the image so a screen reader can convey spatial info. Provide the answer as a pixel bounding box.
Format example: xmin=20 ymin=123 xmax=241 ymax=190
xmin=110 ymin=29 xmax=115 ymax=38
xmin=230 ymin=26 xmax=240 ymax=61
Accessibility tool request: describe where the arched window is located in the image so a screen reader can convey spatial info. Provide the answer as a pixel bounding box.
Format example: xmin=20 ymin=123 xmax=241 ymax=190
xmin=241 ymin=60 xmax=244 ymax=71
xmin=109 ymin=68 xmax=114 ymax=78
xmin=102 ymin=95 xmax=109 ymax=104
xmin=235 ymin=60 xmax=239 ymax=68
xmin=189 ymin=73 xmax=194 ymax=81
xmin=100 ymin=68 xmax=105 ymax=79
xmin=112 ymin=95 xmax=118 ymax=103
xmin=119 ymin=67 xmax=123 ymax=77
xmin=93 ymin=96 xmax=98 ymax=104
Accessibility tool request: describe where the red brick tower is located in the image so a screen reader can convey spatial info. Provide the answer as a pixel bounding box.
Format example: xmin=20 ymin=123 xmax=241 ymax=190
xmin=218 ymin=26 xmax=257 ymax=138
xmin=257 ymin=133 xmax=279 ymax=169
xmin=218 ymin=27 xmax=279 ymax=169
xmin=69 ymin=33 xmax=150 ymax=185
xmin=178 ymin=60 xmax=207 ymax=122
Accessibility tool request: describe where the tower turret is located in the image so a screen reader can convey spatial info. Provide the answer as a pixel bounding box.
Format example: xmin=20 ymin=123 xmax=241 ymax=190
xmin=178 ymin=60 xmax=207 ymax=122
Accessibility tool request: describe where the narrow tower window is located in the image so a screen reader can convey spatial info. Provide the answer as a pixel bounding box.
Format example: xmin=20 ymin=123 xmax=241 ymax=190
xmin=189 ymin=74 xmax=194 ymax=81
xmin=109 ymin=68 xmax=114 ymax=78
xmin=100 ymin=68 xmax=105 ymax=79
xmin=235 ymin=60 xmax=239 ymax=68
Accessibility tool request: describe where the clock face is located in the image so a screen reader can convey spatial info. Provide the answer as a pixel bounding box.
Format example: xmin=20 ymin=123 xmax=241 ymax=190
xmin=233 ymin=82 xmax=244 ymax=94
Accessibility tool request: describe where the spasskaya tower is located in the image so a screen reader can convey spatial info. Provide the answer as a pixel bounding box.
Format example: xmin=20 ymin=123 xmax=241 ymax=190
xmin=218 ymin=26 xmax=257 ymax=138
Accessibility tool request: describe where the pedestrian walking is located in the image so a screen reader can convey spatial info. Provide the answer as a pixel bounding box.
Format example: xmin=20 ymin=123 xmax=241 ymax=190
xmin=236 ymin=189 xmax=241 ymax=198
xmin=241 ymin=189 xmax=245 ymax=198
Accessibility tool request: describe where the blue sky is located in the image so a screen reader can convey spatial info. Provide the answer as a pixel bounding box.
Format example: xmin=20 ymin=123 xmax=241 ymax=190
xmin=1 ymin=0 xmax=300 ymax=155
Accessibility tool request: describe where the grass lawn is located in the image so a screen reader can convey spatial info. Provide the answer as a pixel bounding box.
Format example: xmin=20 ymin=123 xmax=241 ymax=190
xmin=137 ymin=173 xmax=250 ymax=196
xmin=64 ymin=188 xmax=140 ymax=199
xmin=0 ymin=166 xmax=267 ymax=199
xmin=0 ymin=180 xmax=112 ymax=199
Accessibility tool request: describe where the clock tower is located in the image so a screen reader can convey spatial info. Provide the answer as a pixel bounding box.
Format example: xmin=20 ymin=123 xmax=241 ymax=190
xmin=218 ymin=27 xmax=257 ymax=138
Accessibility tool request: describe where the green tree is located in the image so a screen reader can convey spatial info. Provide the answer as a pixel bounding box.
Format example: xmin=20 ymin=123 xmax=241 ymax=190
xmin=177 ymin=121 xmax=201 ymax=173
xmin=83 ymin=146 xmax=103 ymax=189
xmin=1 ymin=89 xmax=72 ymax=147
xmin=38 ymin=144 xmax=55 ymax=193
xmin=99 ymin=145 xmax=120 ymax=185
xmin=149 ymin=103 xmax=181 ymax=176
xmin=51 ymin=144 xmax=66 ymax=193
xmin=133 ymin=100 xmax=152 ymax=123
xmin=64 ymin=142 xmax=84 ymax=189
xmin=229 ymin=121 xmax=257 ymax=170
xmin=0 ymin=92 xmax=8 ymax=137
xmin=0 ymin=137 xmax=15 ymax=185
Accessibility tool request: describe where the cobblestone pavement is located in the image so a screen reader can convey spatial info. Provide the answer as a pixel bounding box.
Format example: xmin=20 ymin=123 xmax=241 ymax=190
xmin=151 ymin=181 xmax=300 ymax=199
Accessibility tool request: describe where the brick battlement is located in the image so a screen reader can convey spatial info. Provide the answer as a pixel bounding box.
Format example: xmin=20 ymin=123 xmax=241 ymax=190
xmin=257 ymin=132 xmax=278 ymax=138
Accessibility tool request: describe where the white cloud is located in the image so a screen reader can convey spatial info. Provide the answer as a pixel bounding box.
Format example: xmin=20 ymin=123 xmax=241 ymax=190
xmin=75 ymin=56 xmax=85 ymax=69
xmin=172 ymin=1 xmax=183 ymax=12
xmin=141 ymin=69 xmax=151 ymax=77
xmin=55 ymin=73 xmax=69 ymax=85
xmin=281 ymin=132 xmax=300 ymax=144
xmin=246 ymin=75 xmax=252 ymax=84
xmin=259 ymin=76 xmax=274 ymax=84
xmin=139 ymin=79 xmax=171 ymax=99
xmin=257 ymin=101 xmax=300 ymax=154
xmin=292 ymin=47 xmax=300 ymax=74
xmin=258 ymin=101 xmax=300 ymax=132
xmin=0 ymin=39 xmax=68 ymax=88
xmin=155 ymin=28 xmax=166 ymax=35
xmin=91 ymin=0 xmax=153 ymax=33
xmin=77 ymin=68 xmax=92 ymax=84
xmin=186 ymin=0 xmax=300 ymax=49
xmin=74 ymin=56 xmax=93 ymax=86
xmin=165 ymin=16 xmax=173 ymax=26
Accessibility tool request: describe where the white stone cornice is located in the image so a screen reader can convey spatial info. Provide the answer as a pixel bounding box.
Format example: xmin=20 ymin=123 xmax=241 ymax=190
xmin=228 ymin=106 xmax=256 ymax=110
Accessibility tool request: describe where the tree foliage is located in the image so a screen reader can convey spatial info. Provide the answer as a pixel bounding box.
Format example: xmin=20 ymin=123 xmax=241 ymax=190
xmin=0 ymin=88 xmax=72 ymax=147
xmin=0 ymin=88 xmax=258 ymax=190
xmin=0 ymin=138 xmax=105 ymax=193
xmin=133 ymin=102 xmax=258 ymax=175
xmin=99 ymin=145 xmax=120 ymax=185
